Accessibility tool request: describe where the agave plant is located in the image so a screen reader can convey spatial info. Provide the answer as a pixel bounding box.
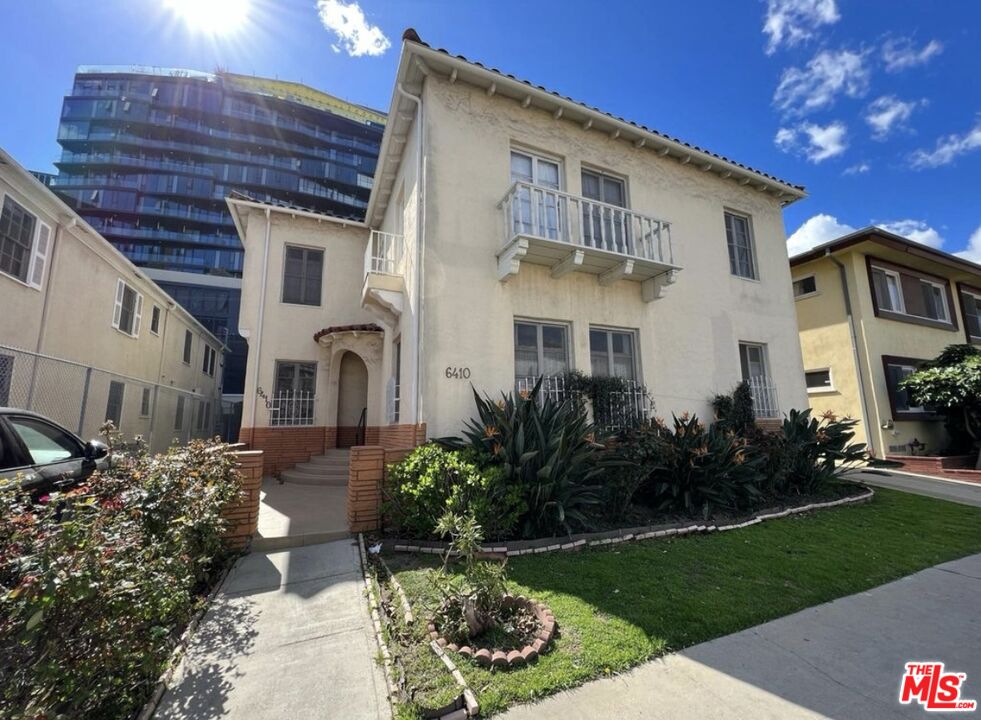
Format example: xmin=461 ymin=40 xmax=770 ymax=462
xmin=439 ymin=378 xmax=605 ymax=538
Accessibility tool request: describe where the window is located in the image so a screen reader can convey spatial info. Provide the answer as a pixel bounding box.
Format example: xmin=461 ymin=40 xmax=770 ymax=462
xmin=105 ymin=381 xmax=125 ymax=427
xmin=870 ymin=266 xmax=905 ymax=313
xmin=182 ymin=330 xmax=193 ymax=364
xmin=7 ymin=416 xmax=83 ymax=465
xmin=919 ymin=279 xmax=949 ymax=322
xmin=202 ymin=345 xmax=217 ymax=376
xmin=196 ymin=400 xmax=206 ymax=430
xmin=725 ymin=212 xmax=757 ymax=280
xmin=272 ymin=361 xmax=316 ymax=426
xmin=589 ymin=328 xmax=636 ymax=380
xmin=0 ymin=354 xmax=12 ymax=406
xmin=883 ymin=359 xmax=927 ymax=416
xmin=1 ymin=195 xmax=40 ymax=285
xmin=738 ymin=342 xmax=768 ymax=380
xmin=282 ymin=245 xmax=323 ymax=305
xmin=514 ymin=321 xmax=569 ymax=381
xmin=793 ymin=275 xmax=817 ymax=298
xmin=150 ymin=305 xmax=161 ymax=335
xmin=805 ymin=369 xmax=834 ymax=393
xmin=581 ymin=169 xmax=629 ymax=253
xmin=963 ymin=290 xmax=981 ymax=340
xmin=392 ymin=339 xmax=402 ymax=423
xmin=175 ymin=396 xmax=185 ymax=430
xmin=112 ymin=279 xmax=143 ymax=337
xmin=510 ymin=150 xmax=562 ymax=240
xmin=140 ymin=387 xmax=152 ymax=417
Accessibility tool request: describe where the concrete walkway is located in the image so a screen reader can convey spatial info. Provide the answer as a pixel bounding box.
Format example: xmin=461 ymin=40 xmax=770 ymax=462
xmin=254 ymin=478 xmax=350 ymax=551
xmin=156 ymin=538 xmax=390 ymax=720
xmin=850 ymin=468 xmax=981 ymax=508
xmin=501 ymin=553 xmax=981 ymax=720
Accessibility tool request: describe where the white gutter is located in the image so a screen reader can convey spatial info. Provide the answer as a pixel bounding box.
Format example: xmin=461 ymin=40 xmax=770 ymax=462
xmin=249 ymin=207 xmax=273 ymax=429
xmin=396 ymin=82 xmax=425 ymax=426
xmin=827 ymin=249 xmax=876 ymax=456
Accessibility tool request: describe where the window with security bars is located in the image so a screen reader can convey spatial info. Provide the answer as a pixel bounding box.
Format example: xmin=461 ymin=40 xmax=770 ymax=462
xmin=725 ymin=211 xmax=757 ymax=280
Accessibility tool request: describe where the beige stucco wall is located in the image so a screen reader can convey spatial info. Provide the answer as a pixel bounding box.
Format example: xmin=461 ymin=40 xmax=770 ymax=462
xmin=795 ymin=240 xmax=981 ymax=457
xmin=0 ymin=165 xmax=223 ymax=452
xmin=416 ymin=74 xmax=807 ymax=436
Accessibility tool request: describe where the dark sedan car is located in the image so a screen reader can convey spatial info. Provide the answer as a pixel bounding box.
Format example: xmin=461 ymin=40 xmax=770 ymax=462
xmin=0 ymin=408 xmax=110 ymax=495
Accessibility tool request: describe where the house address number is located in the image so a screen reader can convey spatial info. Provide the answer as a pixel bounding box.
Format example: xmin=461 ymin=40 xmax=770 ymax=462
xmin=445 ymin=366 xmax=472 ymax=380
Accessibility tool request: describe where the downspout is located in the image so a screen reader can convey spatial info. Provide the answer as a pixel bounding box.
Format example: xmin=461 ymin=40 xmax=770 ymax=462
xmin=827 ymin=250 xmax=876 ymax=456
xmin=396 ymin=82 xmax=426 ymax=427
xmin=34 ymin=219 xmax=67 ymax=355
xmin=249 ymin=208 xmax=273 ymax=430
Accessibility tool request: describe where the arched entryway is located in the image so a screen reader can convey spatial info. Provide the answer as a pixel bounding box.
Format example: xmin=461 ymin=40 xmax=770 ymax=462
xmin=336 ymin=351 xmax=369 ymax=447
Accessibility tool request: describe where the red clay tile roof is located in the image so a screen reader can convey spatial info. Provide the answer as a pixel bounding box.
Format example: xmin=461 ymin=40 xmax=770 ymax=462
xmin=401 ymin=28 xmax=804 ymax=194
xmin=313 ymin=324 xmax=384 ymax=342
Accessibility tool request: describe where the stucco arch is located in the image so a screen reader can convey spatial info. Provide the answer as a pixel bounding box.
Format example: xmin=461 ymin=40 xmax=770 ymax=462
xmin=317 ymin=327 xmax=385 ymax=432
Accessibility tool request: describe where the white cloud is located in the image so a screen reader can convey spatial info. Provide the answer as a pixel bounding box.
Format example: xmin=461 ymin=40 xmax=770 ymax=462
xmin=864 ymin=96 xmax=923 ymax=140
xmin=955 ymin=225 xmax=981 ymax=264
xmin=787 ymin=213 xmax=856 ymax=255
xmin=774 ymin=121 xmax=848 ymax=163
xmin=879 ymin=219 xmax=944 ymax=249
xmin=843 ymin=162 xmax=870 ymax=175
xmin=909 ymin=119 xmax=981 ymax=169
xmin=774 ymin=49 xmax=870 ymax=116
xmin=882 ymin=37 xmax=944 ymax=72
xmin=316 ymin=0 xmax=390 ymax=57
xmin=763 ymin=0 xmax=840 ymax=54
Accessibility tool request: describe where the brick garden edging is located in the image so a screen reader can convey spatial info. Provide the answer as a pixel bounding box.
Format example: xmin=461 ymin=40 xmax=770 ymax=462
xmin=426 ymin=595 xmax=557 ymax=670
xmin=383 ymin=487 xmax=876 ymax=558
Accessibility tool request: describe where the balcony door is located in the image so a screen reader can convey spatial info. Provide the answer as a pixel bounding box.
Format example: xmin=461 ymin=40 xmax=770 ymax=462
xmin=510 ymin=150 xmax=562 ymax=240
xmin=582 ymin=169 xmax=629 ymax=255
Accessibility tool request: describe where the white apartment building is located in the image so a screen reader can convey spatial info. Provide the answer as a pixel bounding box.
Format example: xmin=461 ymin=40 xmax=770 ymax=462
xmin=233 ymin=31 xmax=809 ymax=473
xmin=0 ymin=147 xmax=224 ymax=452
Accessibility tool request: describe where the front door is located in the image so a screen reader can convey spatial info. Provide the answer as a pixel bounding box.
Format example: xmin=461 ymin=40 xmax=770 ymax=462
xmin=336 ymin=352 xmax=369 ymax=447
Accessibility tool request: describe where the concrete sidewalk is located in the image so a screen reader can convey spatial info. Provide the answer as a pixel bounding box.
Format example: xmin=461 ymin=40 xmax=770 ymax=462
xmin=501 ymin=553 xmax=981 ymax=720
xmin=850 ymin=468 xmax=981 ymax=508
xmin=156 ymin=539 xmax=390 ymax=720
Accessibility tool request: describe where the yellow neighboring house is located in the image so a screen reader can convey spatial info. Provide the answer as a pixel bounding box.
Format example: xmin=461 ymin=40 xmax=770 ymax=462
xmin=791 ymin=226 xmax=981 ymax=459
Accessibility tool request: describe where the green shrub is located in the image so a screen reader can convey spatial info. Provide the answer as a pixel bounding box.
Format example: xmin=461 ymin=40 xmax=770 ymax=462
xmin=383 ymin=445 xmax=524 ymax=539
xmin=0 ymin=439 xmax=241 ymax=720
xmin=712 ymin=381 xmax=755 ymax=433
xmin=560 ymin=370 xmax=652 ymax=432
xmin=440 ymin=379 xmax=603 ymax=538
xmin=768 ymin=409 xmax=869 ymax=495
xmin=625 ymin=414 xmax=765 ymax=519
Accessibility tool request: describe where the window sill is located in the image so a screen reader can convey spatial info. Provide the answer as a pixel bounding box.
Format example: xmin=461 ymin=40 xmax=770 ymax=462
xmin=795 ymin=291 xmax=820 ymax=301
xmin=280 ymin=300 xmax=323 ymax=308
xmin=731 ymin=273 xmax=761 ymax=284
xmin=876 ymin=309 xmax=956 ymax=332
xmin=112 ymin=326 xmax=139 ymax=339
xmin=807 ymin=388 xmax=837 ymax=395
xmin=0 ymin=271 xmax=40 ymax=291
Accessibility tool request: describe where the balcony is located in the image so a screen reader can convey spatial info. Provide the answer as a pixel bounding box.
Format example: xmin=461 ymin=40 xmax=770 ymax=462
xmin=362 ymin=230 xmax=404 ymax=323
xmin=498 ymin=182 xmax=681 ymax=301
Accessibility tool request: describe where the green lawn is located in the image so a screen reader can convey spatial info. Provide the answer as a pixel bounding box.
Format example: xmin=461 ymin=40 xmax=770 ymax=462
xmin=383 ymin=488 xmax=981 ymax=718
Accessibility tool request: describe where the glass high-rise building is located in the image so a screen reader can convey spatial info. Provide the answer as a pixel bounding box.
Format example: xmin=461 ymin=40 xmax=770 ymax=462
xmin=52 ymin=66 xmax=385 ymax=412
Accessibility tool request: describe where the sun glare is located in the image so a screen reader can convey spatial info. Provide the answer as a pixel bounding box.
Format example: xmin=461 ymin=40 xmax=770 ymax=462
xmin=165 ymin=0 xmax=251 ymax=36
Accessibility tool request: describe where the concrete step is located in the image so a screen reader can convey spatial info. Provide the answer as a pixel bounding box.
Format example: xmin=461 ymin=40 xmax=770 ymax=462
xmin=290 ymin=462 xmax=348 ymax=477
xmin=251 ymin=529 xmax=352 ymax=552
xmin=307 ymin=456 xmax=351 ymax=467
xmin=280 ymin=468 xmax=349 ymax=486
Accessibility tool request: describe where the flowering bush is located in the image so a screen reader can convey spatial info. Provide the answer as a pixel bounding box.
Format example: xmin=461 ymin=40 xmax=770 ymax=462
xmin=0 ymin=439 xmax=242 ymax=720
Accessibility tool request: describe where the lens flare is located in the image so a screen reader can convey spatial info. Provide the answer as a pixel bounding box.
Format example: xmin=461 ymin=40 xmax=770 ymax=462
xmin=165 ymin=0 xmax=251 ymax=36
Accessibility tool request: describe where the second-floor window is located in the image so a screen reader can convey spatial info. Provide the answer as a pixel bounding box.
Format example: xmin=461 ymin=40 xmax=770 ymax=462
xmin=183 ymin=330 xmax=193 ymax=364
xmin=870 ymin=263 xmax=951 ymax=324
xmin=1 ymin=195 xmax=51 ymax=289
xmin=725 ymin=212 xmax=757 ymax=280
xmin=112 ymin=279 xmax=143 ymax=337
xmin=514 ymin=320 xmax=569 ymax=382
xmin=150 ymin=305 xmax=161 ymax=334
xmin=202 ymin=345 xmax=217 ymax=376
xmin=282 ymin=245 xmax=323 ymax=306
xmin=510 ymin=150 xmax=561 ymax=240
xmin=962 ymin=289 xmax=981 ymax=340
xmin=793 ymin=275 xmax=817 ymax=298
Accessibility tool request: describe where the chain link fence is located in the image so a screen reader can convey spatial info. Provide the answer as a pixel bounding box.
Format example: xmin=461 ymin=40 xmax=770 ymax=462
xmin=0 ymin=344 xmax=223 ymax=454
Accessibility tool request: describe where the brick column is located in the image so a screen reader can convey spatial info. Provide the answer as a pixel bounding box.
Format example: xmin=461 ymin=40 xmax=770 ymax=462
xmin=222 ymin=450 xmax=264 ymax=551
xmin=347 ymin=445 xmax=385 ymax=533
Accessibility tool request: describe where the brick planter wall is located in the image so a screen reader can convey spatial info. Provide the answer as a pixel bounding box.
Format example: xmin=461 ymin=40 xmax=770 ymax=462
xmin=222 ymin=450 xmax=264 ymax=551
xmin=347 ymin=444 xmax=420 ymax=533
xmin=886 ymin=453 xmax=981 ymax=484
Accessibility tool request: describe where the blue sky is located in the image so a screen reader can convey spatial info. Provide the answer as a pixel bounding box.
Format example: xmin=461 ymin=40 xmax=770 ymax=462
xmin=1 ymin=0 xmax=978 ymax=258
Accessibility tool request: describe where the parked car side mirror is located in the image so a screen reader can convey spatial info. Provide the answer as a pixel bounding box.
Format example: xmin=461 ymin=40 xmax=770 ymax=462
xmin=84 ymin=440 xmax=109 ymax=460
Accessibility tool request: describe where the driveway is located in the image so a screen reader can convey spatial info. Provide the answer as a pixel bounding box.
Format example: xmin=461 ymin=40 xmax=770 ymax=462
xmin=850 ymin=468 xmax=981 ymax=508
xmin=155 ymin=539 xmax=390 ymax=720
xmin=499 ymin=553 xmax=981 ymax=720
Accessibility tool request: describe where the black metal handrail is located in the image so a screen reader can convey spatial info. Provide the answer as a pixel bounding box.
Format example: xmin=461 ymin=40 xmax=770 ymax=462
xmin=355 ymin=406 xmax=367 ymax=446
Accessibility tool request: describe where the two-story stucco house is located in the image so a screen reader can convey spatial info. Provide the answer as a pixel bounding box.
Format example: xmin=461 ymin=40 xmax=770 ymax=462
xmin=0 ymin=146 xmax=224 ymax=453
xmin=232 ymin=30 xmax=810 ymax=475
xmin=792 ymin=226 xmax=981 ymax=460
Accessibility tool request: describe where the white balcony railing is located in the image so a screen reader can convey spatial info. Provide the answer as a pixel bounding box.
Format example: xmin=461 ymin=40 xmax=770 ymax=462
xmin=501 ymin=181 xmax=674 ymax=265
xmin=747 ymin=376 xmax=780 ymax=419
xmin=268 ymin=391 xmax=316 ymax=427
xmin=364 ymin=230 xmax=403 ymax=279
